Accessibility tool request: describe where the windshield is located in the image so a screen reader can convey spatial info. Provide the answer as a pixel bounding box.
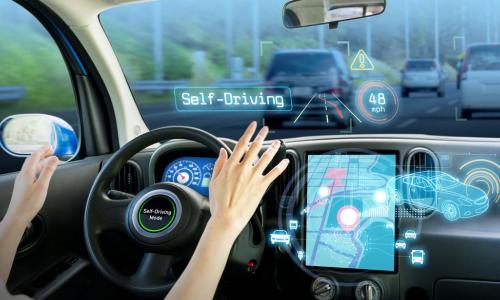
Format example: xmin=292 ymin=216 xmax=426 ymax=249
xmin=430 ymin=173 xmax=459 ymax=187
xmin=467 ymin=46 xmax=500 ymax=71
xmin=100 ymin=0 xmax=500 ymax=140
xmin=405 ymin=61 xmax=436 ymax=71
xmin=266 ymin=53 xmax=336 ymax=79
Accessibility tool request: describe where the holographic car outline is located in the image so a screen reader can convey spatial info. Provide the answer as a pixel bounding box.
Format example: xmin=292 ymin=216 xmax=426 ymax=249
xmin=388 ymin=171 xmax=489 ymax=221
xmin=270 ymin=230 xmax=291 ymax=245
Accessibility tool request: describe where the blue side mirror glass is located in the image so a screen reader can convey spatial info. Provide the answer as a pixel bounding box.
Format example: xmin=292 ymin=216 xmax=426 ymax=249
xmin=0 ymin=114 xmax=78 ymax=161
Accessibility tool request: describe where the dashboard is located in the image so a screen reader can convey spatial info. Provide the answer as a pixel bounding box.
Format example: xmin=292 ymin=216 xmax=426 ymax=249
xmin=161 ymin=157 xmax=216 ymax=196
xmin=138 ymin=135 xmax=500 ymax=300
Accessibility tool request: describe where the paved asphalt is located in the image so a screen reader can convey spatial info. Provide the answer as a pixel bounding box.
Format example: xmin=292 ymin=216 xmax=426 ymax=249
xmin=1 ymin=83 xmax=499 ymax=174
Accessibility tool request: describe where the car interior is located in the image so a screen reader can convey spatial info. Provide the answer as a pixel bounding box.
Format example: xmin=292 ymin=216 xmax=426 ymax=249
xmin=0 ymin=0 xmax=500 ymax=300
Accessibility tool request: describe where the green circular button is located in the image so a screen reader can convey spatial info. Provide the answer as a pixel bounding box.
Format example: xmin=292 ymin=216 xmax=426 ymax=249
xmin=138 ymin=195 xmax=176 ymax=233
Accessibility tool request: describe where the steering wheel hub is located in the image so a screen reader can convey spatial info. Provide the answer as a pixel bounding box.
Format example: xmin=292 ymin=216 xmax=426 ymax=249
xmin=126 ymin=183 xmax=209 ymax=249
xmin=84 ymin=127 xmax=263 ymax=296
xmin=131 ymin=189 xmax=182 ymax=237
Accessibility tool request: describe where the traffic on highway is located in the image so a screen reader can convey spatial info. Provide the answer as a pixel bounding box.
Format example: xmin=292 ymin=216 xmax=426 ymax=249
xmin=0 ymin=1 xmax=500 ymax=300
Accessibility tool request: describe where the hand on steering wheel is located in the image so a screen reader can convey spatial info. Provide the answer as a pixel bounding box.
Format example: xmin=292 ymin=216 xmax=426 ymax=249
xmin=84 ymin=124 xmax=285 ymax=297
xmin=209 ymin=122 xmax=289 ymax=238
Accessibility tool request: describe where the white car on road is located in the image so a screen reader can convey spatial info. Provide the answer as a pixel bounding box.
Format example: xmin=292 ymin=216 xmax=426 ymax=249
xmin=401 ymin=59 xmax=447 ymax=98
xmin=461 ymin=44 xmax=500 ymax=118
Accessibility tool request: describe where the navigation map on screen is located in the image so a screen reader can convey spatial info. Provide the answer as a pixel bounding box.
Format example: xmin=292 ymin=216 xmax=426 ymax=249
xmin=305 ymin=154 xmax=397 ymax=272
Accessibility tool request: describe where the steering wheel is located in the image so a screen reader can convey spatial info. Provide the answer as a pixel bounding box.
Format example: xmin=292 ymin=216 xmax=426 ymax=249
xmin=84 ymin=127 xmax=263 ymax=296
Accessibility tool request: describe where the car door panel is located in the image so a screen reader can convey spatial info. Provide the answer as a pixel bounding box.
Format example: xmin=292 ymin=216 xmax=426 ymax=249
xmin=0 ymin=156 xmax=106 ymax=292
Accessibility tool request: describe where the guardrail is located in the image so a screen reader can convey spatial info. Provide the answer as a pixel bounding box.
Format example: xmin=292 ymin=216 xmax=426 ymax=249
xmin=130 ymin=80 xmax=189 ymax=92
xmin=213 ymin=79 xmax=264 ymax=88
xmin=0 ymin=86 xmax=26 ymax=103
xmin=131 ymin=79 xmax=264 ymax=93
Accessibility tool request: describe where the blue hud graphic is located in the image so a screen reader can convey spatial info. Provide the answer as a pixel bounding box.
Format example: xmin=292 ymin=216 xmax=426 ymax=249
xmin=389 ymin=171 xmax=489 ymax=221
xmin=306 ymin=154 xmax=396 ymax=272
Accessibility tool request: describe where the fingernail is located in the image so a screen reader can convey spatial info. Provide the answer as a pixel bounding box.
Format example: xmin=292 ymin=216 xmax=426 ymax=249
xmin=273 ymin=140 xmax=280 ymax=147
xmin=258 ymin=127 xmax=269 ymax=139
xmin=280 ymin=159 xmax=290 ymax=168
xmin=219 ymin=148 xmax=224 ymax=156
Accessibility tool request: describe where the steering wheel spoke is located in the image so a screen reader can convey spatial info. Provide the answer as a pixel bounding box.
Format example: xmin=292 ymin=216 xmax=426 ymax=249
xmin=131 ymin=253 xmax=176 ymax=288
xmin=84 ymin=126 xmax=232 ymax=296
xmin=94 ymin=192 xmax=132 ymax=233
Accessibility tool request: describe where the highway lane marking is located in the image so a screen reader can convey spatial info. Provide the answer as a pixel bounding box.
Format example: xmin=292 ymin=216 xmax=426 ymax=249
xmin=330 ymin=93 xmax=363 ymax=123
xmin=448 ymin=100 xmax=458 ymax=105
xmin=396 ymin=118 xmax=417 ymax=129
xmin=293 ymin=93 xmax=317 ymax=124
xmin=426 ymin=107 xmax=440 ymax=114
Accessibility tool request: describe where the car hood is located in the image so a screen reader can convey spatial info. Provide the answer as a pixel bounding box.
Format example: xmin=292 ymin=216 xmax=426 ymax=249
xmin=439 ymin=182 xmax=487 ymax=202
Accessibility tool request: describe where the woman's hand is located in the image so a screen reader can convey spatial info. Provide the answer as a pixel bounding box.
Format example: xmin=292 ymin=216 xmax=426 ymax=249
xmin=1 ymin=145 xmax=58 ymax=282
xmin=208 ymin=121 xmax=289 ymax=237
xmin=165 ymin=122 xmax=289 ymax=300
xmin=5 ymin=145 xmax=59 ymax=226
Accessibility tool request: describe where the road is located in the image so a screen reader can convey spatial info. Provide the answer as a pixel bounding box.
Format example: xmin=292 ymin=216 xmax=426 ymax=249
xmin=140 ymin=83 xmax=499 ymax=139
xmin=1 ymin=83 xmax=499 ymax=174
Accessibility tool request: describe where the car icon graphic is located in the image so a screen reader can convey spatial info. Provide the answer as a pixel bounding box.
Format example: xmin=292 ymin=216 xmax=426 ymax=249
xmin=270 ymin=230 xmax=290 ymax=245
xmin=404 ymin=230 xmax=417 ymax=240
xmin=411 ymin=250 xmax=425 ymax=265
xmin=388 ymin=171 xmax=489 ymax=221
xmin=395 ymin=240 xmax=407 ymax=250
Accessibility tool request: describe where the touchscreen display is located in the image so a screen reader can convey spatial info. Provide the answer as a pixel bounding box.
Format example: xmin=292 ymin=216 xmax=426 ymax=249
xmin=305 ymin=154 xmax=397 ymax=272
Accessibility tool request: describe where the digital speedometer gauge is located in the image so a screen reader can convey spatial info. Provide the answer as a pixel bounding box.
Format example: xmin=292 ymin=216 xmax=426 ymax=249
xmin=162 ymin=157 xmax=216 ymax=196
xmin=163 ymin=160 xmax=202 ymax=187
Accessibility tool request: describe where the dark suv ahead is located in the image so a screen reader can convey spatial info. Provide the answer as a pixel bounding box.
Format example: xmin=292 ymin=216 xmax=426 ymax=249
xmin=264 ymin=49 xmax=353 ymax=128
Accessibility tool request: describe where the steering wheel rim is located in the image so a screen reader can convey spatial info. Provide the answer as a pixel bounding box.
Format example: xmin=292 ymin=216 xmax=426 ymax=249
xmin=83 ymin=126 xmax=231 ymax=295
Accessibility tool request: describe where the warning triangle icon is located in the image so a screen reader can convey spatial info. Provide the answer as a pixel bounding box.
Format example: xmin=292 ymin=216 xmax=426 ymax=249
xmin=350 ymin=49 xmax=375 ymax=71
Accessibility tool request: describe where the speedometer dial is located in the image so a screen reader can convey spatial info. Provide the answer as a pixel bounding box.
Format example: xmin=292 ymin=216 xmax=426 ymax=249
xmin=162 ymin=160 xmax=202 ymax=187
xmin=162 ymin=157 xmax=217 ymax=197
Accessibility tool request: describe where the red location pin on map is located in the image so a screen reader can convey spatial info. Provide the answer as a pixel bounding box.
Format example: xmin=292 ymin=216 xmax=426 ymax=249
xmin=337 ymin=205 xmax=361 ymax=232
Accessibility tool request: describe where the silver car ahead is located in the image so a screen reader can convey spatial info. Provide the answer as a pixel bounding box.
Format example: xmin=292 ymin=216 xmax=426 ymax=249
xmin=401 ymin=59 xmax=447 ymax=98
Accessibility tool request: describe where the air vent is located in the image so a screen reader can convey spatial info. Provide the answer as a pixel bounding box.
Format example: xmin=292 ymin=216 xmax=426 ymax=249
xmin=276 ymin=150 xmax=299 ymax=202
xmin=406 ymin=147 xmax=439 ymax=173
xmin=402 ymin=147 xmax=440 ymax=218
xmin=113 ymin=161 xmax=143 ymax=195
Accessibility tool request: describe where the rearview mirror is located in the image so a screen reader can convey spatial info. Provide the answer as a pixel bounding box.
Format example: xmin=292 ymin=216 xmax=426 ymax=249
xmin=0 ymin=114 xmax=78 ymax=161
xmin=284 ymin=0 xmax=386 ymax=28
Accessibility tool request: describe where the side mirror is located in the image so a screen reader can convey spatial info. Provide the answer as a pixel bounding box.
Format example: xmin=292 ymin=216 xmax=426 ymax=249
xmin=0 ymin=114 xmax=78 ymax=161
xmin=284 ymin=0 xmax=386 ymax=29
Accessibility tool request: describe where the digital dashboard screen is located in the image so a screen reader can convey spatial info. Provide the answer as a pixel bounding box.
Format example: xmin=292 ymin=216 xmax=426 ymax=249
xmin=162 ymin=157 xmax=216 ymax=196
xmin=305 ymin=154 xmax=397 ymax=272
